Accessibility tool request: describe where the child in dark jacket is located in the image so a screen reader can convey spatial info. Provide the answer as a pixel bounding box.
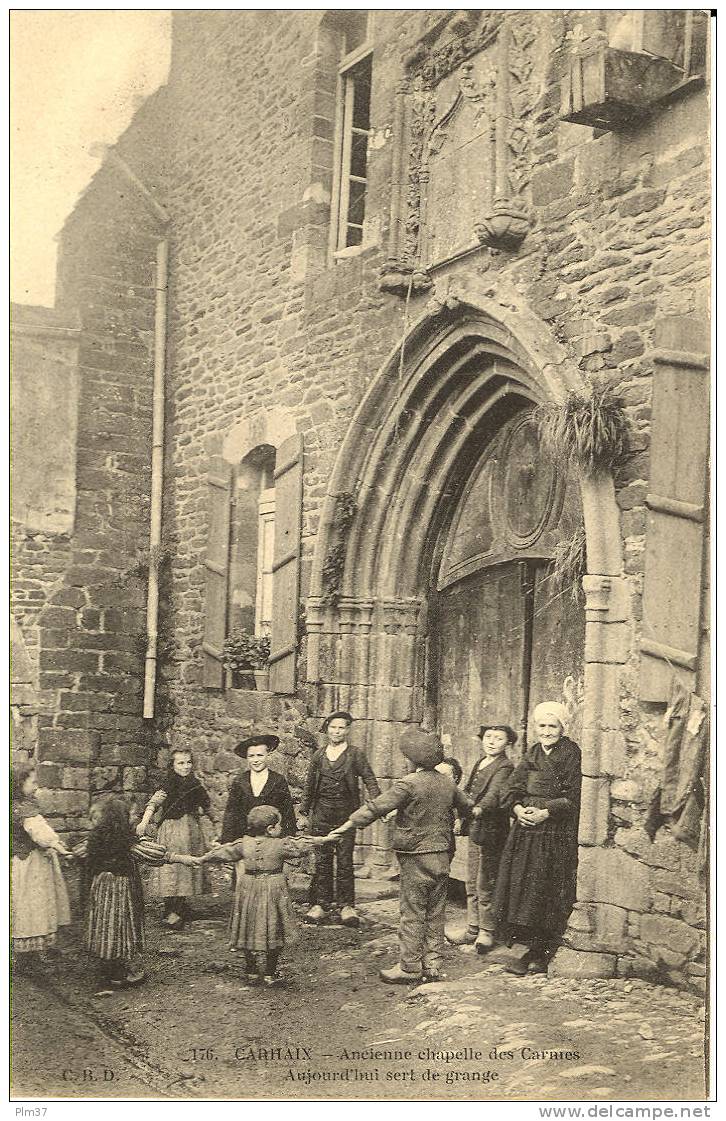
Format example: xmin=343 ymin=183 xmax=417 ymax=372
xmin=330 ymin=728 xmax=480 ymax=984
xmin=446 ymin=723 xmax=516 ymax=953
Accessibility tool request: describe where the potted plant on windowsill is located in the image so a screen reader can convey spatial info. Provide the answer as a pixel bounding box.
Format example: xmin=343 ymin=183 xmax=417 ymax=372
xmin=222 ymin=631 xmax=271 ymax=692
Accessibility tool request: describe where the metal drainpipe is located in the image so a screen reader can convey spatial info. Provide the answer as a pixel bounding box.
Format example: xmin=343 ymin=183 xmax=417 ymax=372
xmin=143 ymin=238 xmax=169 ymax=719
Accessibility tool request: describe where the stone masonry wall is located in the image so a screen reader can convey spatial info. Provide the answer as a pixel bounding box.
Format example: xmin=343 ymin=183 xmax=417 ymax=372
xmin=33 ymin=135 xmax=167 ymax=835
xmin=48 ymin=10 xmax=709 ymax=985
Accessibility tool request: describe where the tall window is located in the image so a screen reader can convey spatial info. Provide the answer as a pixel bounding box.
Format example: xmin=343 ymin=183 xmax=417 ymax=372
xmin=329 ymin=13 xmax=373 ymax=255
xmin=229 ymin=445 xmax=276 ymax=641
xmin=335 ymin=53 xmax=372 ymax=250
xmin=255 ymin=487 xmax=275 ymax=635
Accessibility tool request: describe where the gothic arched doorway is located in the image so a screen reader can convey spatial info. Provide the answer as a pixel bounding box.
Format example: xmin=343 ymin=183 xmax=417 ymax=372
xmin=306 ymin=289 xmax=623 ymax=883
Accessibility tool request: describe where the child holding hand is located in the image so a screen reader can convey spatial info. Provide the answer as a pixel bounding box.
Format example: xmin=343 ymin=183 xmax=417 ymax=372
xmin=75 ymin=795 xmax=197 ymax=992
xmin=329 ymin=728 xmax=480 ymax=985
xmin=195 ymin=805 xmax=337 ymax=985
xmin=12 ymin=762 xmax=72 ymax=971
xmin=136 ymin=747 xmax=213 ymax=929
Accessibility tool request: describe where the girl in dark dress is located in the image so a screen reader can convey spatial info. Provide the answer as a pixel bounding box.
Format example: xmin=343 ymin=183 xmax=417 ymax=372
xmin=492 ymin=701 xmax=582 ymax=975
xmin=76 ymin=796 xmax=195 ymax=991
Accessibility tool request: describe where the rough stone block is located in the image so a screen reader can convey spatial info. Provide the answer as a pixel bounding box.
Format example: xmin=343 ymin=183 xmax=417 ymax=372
xmin=651 ymin=868 xmax=701 ymax=901
xmin=97 ymin=745 xmax=148 ymax=766
xmin=628 ymin=953 xmax=661 ymax=981
xmin=61 ymin=767 xmax=91 ymax=789
xmin=531 ymin=159 xmax=574 ymax=206
xmin=577 ymin=846 xmax=651 ymax=911
xmin=610 ymin=779 xmax=643 ymax=802
xmin=36 ymin=789 xmax=88 ymax=815
xmin=37 ymin=729 xmax=98 ymax=763
xmin=39 ymin=650 xmax=99 ymax=674
xmin=123 ymin=766 xmax=147 ymax=791
xmin=679 ymin=899 xmax=707 ymax=928
xmin=643 ymin=833 xmax=683 ymax=871
xmin=578 ymin=776 xmax=609 ymax=845
xmin=592 ymin=902 xmax=629 ymax=948
xmin=36 ymin=761 xmax=62 ymax=787
xmin=640 ymin=913 xmax=700 ymax=956
xmin=614 ymin=825 xmax=652 ymax=859
xmin=549 ymin=948 xmax=616 ymax=979
xmin=91 ymin=766 xmax=119 ymax=791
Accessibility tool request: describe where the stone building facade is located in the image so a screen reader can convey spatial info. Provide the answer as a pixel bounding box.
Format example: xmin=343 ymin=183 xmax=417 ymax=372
xmin=12 ymin=10 xmax=710 ymax=989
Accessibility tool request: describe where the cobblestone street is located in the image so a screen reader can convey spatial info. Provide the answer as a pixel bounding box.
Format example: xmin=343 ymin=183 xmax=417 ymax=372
xmin=11 ymin=891 xmax=707 ymax=1101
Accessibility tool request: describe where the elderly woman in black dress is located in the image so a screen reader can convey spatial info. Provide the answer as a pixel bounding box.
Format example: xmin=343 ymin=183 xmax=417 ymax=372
xmin=492 ymin=701 xmax=582 ymax=975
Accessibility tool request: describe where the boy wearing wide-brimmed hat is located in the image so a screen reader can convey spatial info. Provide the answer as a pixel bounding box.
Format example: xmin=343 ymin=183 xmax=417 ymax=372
xmin=446 ymin=722 xmax=516 ymax=953
xmin=220 ymin=733 xmax=297 ymax=843
xmin=329 ymin=727 xmax=480 ymax=983
xmin=298 ymin=711 xmax=380 ymax=927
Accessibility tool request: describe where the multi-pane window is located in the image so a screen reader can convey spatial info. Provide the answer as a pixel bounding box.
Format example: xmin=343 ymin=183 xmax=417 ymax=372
xmin=255 ymin=489 xmax=275 ymax=636
xmin=229 ymin=445 xmax=276 ymax=642
xmin=335 ymin=53 xmax=372 ymax=250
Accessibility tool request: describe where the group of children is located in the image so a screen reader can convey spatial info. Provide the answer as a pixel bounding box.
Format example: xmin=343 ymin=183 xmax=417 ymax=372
xmin=12 ymin=700 xmax=581 ymax=990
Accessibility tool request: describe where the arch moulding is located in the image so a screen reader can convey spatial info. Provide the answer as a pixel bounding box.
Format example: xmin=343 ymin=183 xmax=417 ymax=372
xmin=304 ymin=280 xmax=630 ymax=934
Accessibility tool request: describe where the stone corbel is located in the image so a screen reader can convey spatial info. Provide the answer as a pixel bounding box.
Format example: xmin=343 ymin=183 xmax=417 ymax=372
xmin=378 ymin=261 xmax=433 ymax=296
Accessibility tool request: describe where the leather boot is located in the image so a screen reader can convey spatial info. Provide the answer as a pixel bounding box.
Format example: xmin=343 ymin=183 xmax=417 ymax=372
xmin=446 ymin=926 xmax=478 ymax=945
xmin=379 ymin=963 xmax=423 ymax=984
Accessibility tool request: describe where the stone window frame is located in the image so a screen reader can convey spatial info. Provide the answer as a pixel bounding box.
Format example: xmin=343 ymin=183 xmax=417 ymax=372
xmin=203 ymin=412 xmax=302 ymax=695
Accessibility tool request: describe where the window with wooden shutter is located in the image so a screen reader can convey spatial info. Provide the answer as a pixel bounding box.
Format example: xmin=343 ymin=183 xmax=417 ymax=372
xmin=640 ymin=322 xmax=709 ymax=702
xmin=203 ymin=454 xmax=233 ymax=689
xmin=269 ymin=433 xmax=303 ymax=693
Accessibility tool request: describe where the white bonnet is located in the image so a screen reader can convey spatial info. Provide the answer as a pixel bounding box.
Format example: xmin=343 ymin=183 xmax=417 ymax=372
xmin=533 ymin=701 xmax=569 ymax=732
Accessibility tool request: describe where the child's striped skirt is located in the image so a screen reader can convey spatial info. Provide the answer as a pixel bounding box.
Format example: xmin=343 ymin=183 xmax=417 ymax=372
xmin=85 ymin=869 xmax=145 ymax=962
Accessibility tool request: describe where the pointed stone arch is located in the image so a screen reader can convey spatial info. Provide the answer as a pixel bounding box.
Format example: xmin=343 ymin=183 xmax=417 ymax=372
xmin=306 ymin=280 xmax=627 ymax=896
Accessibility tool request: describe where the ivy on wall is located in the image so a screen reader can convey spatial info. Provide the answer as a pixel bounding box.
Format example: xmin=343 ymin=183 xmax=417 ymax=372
xmin=322 ymin=492 xmax=357 ymax=606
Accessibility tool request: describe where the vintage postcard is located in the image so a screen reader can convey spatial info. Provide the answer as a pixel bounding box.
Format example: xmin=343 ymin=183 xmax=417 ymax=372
xmin=10 ymin=8 xmax=711 ymax=1106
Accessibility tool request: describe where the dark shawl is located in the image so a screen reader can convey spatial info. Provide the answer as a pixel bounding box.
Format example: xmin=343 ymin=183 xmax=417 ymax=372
xmin=86 ymin=822 xmax=138 ymax=876
xmin=157 ymin=771 xmax=211 ymax=822
xmin=12 ymin=796 xmax=42 ymax=860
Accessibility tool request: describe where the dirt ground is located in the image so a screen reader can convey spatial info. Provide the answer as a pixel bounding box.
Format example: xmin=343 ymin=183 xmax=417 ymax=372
xmin=11 ymin=886 xmax=708 ymax=1102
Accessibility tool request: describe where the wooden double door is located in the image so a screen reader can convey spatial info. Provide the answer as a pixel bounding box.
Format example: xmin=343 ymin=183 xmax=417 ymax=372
xmin=429 ymin=412 xmax=585 ymax=783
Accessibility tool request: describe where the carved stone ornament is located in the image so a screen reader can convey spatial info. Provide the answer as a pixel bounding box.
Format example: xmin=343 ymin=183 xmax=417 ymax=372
xmin=381 ymin=12 xmax=542 ymax=294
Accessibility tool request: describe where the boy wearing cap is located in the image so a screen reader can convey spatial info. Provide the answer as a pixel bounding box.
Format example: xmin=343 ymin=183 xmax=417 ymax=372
xmin=221 ymin=733 xmax=297 ymax=843
xmin=330 ymin=727 xmax=479 ymax=984
xmin=298 ymin=711 xmax=380 ymax=927
xmin=446 ymin=723 xmax=516 ymax=953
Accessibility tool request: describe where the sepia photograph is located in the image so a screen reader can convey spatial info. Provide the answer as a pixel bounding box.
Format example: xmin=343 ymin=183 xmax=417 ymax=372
xmin=9 ymin=7 xmax=712 ymax=1107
